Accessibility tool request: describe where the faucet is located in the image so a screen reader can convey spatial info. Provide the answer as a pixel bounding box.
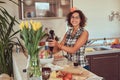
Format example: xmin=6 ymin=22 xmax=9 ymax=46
xmin=86 ymin=40 xmax=97 ymax=47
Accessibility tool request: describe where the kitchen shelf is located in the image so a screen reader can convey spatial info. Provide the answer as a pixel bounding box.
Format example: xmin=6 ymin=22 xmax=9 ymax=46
xmin=21 ymin=16 xmax=66 ymax=20
xmin=18 ymin=0 xmax=73 ymax=20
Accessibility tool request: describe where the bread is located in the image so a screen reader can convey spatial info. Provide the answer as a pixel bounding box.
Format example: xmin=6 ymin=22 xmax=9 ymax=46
xmin=49 ymin=78 xmax=62 ymax=80
xmin=61 ymin=66 xmax=83 ymax=75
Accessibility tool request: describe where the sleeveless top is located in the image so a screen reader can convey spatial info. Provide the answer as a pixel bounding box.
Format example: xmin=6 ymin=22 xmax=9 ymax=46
xmin=64 ymin=27 xmax=88 ymax=67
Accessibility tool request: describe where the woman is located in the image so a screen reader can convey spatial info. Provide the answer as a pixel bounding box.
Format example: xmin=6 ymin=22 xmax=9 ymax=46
xmin=49 ymin=9 xmax=89 ymax=70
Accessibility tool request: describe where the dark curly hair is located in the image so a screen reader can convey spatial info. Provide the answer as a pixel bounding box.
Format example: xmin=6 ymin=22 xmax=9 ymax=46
xmin=66 ymin=10 xmax=87 ymax=27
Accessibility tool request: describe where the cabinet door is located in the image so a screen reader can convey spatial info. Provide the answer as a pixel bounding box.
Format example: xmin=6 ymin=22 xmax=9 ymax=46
xmin=86 ymin=56 xmax=91 ymax=70
xmin=119 ymin=54 xmax=120 ymax=80
xmin=91 ymin=53 xmax=119 ymax=80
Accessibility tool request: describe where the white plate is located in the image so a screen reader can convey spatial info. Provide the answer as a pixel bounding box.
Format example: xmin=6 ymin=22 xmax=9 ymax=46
xmin=39 ymin=58 xmax=54 ymax=65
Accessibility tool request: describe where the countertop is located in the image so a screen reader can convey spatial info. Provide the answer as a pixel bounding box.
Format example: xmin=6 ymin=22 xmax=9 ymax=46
xmin=85 ymin=47 xmax=120 ymax=56
xmin=12 ymin=52 xmax=103 ymax=80
xmin=12 ymin=52 xmax=27 ymax=80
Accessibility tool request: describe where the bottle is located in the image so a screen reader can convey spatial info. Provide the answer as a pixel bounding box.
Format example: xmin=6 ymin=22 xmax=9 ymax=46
xmin=47 ymin=30 xmax=55 ymax=58
xmin=103 ymin=38 xmax=107 ymax=46
xmin=57 ymin=7 xmax=63 ymax=17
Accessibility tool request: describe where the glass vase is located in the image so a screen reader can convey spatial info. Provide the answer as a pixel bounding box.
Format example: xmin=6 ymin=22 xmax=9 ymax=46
xmin=27 ymin=55 xmax=42 ymax=80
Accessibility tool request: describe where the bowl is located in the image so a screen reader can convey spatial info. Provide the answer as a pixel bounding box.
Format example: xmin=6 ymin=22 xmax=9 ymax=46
xmin=39 ymin=58 xmax=54 ymax=65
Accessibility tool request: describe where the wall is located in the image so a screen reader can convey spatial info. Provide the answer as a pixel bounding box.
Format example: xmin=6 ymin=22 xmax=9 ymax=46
xmin=0 ymin=0 xmax=67 ymax=41
xmin=73 ymin=0 xmax=120 ymax=39
xmin=1 ymin=0 xmax=120 ymax=40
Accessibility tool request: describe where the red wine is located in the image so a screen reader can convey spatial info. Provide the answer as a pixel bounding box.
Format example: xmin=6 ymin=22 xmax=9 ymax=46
xmin=74 ymin=62 xmax=78 ymax=67
xmin=42 ymin=67 xmax=51 ymax=80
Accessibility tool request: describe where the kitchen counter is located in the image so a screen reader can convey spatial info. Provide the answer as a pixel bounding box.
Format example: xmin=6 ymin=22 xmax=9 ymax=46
xmin=12 ymin=52 xmax=27 ymax=80
xmin=85 ymin=47 xmax=120 ymax=56
xmin=12 ymin=52 xmax=103 ymax=80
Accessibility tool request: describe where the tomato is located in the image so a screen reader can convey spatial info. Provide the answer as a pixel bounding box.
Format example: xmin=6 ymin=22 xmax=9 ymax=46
xmin=65 ymin=73 xmax=72 ymax=79
xmin=63 ymin=77 xmax=70 ymax=80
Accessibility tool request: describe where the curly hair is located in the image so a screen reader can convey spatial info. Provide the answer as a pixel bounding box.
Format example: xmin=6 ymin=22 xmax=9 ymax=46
xmin=66 ymin=10 xmax=87 ymax=27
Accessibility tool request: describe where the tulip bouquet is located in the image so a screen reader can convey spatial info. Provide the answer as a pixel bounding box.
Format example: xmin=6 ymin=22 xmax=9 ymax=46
xmin=19 ymin=20 xmax=45 ymax=57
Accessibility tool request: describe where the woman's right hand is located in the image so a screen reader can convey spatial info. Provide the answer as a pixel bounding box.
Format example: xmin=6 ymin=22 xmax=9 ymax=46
xmin=48 ymin=39 xmax=58 ymax=47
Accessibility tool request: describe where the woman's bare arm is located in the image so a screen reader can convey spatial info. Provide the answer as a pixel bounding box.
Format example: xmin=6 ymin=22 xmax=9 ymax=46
xmin=60 ymin=30 xmax=89 ymax=54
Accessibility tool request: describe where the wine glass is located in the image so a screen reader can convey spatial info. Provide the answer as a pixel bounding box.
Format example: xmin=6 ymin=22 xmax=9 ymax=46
xmin=42 ymin=67 xmax=51 ymax=80
xmin=72 ymin=55 xmax=79 ymax=67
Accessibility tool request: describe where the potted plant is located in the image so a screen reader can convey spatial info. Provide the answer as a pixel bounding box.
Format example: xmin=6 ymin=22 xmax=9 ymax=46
xmin=0 ymin=2 xmax=23 ymax=76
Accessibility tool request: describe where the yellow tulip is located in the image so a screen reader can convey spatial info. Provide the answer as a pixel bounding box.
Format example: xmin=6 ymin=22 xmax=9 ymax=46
xmin=19 ymin=21 xmax=25 ymax=30
xmin=36 ymin=22 xmax=42 ymax=30
xmin=19 ymin=20 xmax=44 ymax=59
xmin=25 ymin=21 xmax=29 ymax=29
xmin=31 ymin=22 xmax=40 ymax=31
xmin=32 ymin=22 xmax=37 ymax=31
xmin=30 ymin=20 xmax=33 ymax=25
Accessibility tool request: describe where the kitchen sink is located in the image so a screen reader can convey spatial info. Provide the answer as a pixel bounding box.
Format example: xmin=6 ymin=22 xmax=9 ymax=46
xmin=93 ymin=46 xmax=112 ymax=51
xmin=85 ymin=46 xmax=112 ymax=52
